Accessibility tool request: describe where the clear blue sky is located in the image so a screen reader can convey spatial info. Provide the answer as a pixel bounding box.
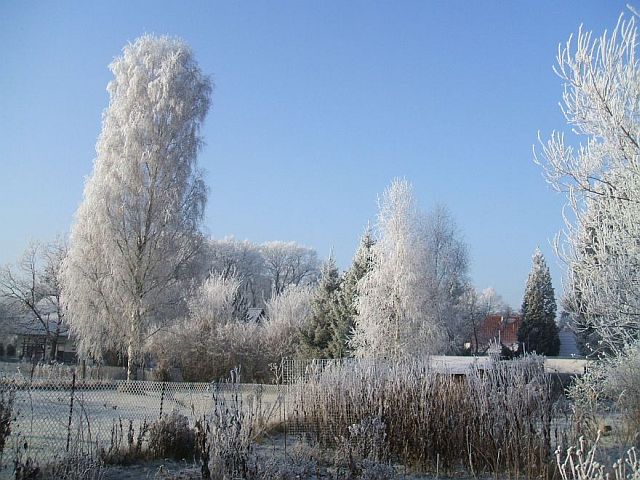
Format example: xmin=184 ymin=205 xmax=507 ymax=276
xmin=0 ymin=1 xmax=627 ymax=308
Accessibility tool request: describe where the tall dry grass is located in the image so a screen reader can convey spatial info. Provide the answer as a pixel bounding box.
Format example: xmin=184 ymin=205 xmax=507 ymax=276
xmin=292 ymin=355 xmax=560 ymax=478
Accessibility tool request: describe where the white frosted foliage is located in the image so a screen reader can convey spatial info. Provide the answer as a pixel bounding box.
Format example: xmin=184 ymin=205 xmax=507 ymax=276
xmin=264 ymin=285 xmax=313 ymax=359
xmin=350 ymin=179 xmax=447 ymax=359
xmin=260 ymin=241 xmax=320 ymax=295
xmin=188 ymin=273 xmax=241 ymax=327
xmin=536 ymin=14 xmax=640 ymax=355
xmin=60 ymin=35 xmax=211 ymax=379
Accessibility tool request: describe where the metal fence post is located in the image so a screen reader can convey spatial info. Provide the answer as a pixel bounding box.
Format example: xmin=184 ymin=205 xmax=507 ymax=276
xmin=65 ymin=370 xmax=76 ymax=452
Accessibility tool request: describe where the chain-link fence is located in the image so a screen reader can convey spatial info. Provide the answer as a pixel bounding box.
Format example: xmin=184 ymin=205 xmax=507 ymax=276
xmin=281 ymin=357 xmax=350 ymax=385
xmin=280 ymin=357 xmax=357 ymax=441
xmin=0 ymin=374 xmax=287 ymax=478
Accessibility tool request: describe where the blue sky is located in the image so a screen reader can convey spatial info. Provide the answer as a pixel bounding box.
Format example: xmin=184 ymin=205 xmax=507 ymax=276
xmin=0 ymin=1 xmax=628 ymax=307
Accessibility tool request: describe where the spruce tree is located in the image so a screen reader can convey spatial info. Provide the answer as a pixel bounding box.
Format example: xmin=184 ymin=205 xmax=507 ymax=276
xmin=518 ymin=249 xmax=560 ymax=355
xmin=327 ymin=228 xmax=375 ymax=358
xmin=300 ymin=255 xmax=341 ymax=358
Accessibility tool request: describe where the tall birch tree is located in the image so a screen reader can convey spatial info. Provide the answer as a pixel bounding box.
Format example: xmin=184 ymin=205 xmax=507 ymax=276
xmin=350 ymin=179 xmax=447 ymax=358
xmin=61 ymin=35 xmax=212 ymax=379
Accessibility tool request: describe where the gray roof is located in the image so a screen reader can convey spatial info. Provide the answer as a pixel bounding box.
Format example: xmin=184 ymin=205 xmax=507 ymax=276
xmin=3 ymin=297 xmax=68 ymax=337
xmin=12 ymin=316 xmax=69 ymax=337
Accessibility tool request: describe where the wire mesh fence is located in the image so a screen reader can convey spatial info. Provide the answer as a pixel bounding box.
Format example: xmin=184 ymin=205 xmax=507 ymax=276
xmin=0 ymin=373 xmax=288 ymax=478
xmin=280 ymin=357 xmax=359 ymax=441
xmin=281 ymin=357 xmax=350 ymax=385
xmin=0 ymin=358 xmax=341 ymax=474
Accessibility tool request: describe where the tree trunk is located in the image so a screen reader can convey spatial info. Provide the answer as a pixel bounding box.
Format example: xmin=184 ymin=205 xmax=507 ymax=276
xmin=49 ymin=336 xmax=59 ymax=363
xmin=127 ymin=340 xmax=136 ymax=381
xmin=473 ymin=323 xmax=479 ymax=355
xmin=127 ymin=313 xmax=141 ymax=381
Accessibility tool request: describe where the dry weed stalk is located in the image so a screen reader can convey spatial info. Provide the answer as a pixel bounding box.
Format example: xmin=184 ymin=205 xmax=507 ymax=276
xmin=556 ymin=435 xmax=640 ymax=480
xmin=293 ymin=355 xmax=558 ymax=478
xmin=201 ymin=370 xmax=283 ymax=479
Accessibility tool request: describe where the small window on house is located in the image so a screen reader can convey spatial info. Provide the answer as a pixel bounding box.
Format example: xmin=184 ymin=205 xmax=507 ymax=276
xmin=6 ymin=344 xmax=16 ymax=357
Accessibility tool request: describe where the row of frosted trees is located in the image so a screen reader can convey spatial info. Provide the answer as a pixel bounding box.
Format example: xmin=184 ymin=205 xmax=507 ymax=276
xmin=41 ymin=34 xmax=504 ymax=380
xmin=0 ymin=33 xmax=563 ymax=381
xmin=15 ymin=10 xmax=640 ymax=381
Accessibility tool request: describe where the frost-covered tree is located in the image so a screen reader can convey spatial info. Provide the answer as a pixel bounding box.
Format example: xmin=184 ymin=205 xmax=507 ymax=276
xmin=535 ymin=12 xmax=640 ymax=356
xmin=0 ymin=299 xmax=11 ymax=338
xmin=458 ymin=286 xmax=506 ymax=354
xmin=300 ymin=255 xmax=341 ymax=358
xmin=154 ymin=273 xmax=314 ymax=382
xmin=518 ymin=249 xmax=559 ymax=356
xmin=327 ymin=227 xmax=375 ymax=358
xmin=351 ymin=179 xmax=447 ymax=359
xmin=422 ymin=205 xmax=469 ymax=351
xmin=61 ymin=36 xmax=211 ymax=379
xmin=164 ymin=273 xmax=258 ymax=382
xmin=264 ymin=285 xmax=313 ymax=360
xmin=154 ymin=272 xmax=268 ymax=382
xmin=188 ymin=273 xmax=242 ymax=327
xmin=0 ymin=239 xmax=67 ymax=362
xmin=260 ymin=241 xmax=320 ymax=295
xmin=205 ymin=237 xmax=269 ymax=308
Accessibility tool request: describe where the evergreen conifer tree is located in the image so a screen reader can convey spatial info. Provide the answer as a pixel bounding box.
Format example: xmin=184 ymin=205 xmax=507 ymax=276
xmin=300 ymin=255 xmax=341 ymax=358
xmin=327 ymin=228 xmax=375 ymax=358
xmin=518 ymin=249 xmax=560 ymax=355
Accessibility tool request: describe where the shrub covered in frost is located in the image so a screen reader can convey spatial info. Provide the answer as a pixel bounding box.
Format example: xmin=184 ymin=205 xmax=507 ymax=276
xmin=148 ymin=411 xmax=195 ymax=460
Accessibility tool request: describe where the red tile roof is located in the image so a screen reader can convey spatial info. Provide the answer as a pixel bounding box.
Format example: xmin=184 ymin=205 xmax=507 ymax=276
xmin=472 ymin=314 xmax=522 ymax=351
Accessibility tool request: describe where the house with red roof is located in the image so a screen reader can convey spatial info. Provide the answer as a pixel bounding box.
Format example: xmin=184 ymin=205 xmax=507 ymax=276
xmin=470 ymin=314 xmax=522 ymax=354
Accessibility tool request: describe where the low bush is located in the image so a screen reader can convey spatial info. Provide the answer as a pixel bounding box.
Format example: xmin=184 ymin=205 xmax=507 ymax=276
xmin=100 ymin=418 xmax=149 ymax=465
xmin=13 ymin=430 xmax=105 ymax=480
xmin=603 ymin=343 xmax=640 ymax=446
xmin=195 ymin=372 xmax=282 ymax=479
xmin=148 ymin=411 xmax=195 ymax=460
xmin=41 ymin=451 xmax=104 ymax=480
xmin=568 ymin=341 xmax=640 ymax=447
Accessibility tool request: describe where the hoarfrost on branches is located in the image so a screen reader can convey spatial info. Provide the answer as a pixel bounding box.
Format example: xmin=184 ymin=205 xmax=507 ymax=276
xmin=422 ymin=205 xmax=469 ymax=351
xmin=518 ymin=249 xmax=559 ymax=356
xmin=188 ymin=273 xmax=242 ymax=327
xmin=264 ymin=285 xmax=313 ymax=360
xmin=458 ymin=286 xmax=507 ymax=354
xmin=260 ymin=241 xmax=320 ymax=295
xmin=60 ymin=35 xmax=211 ymax=379
xmin=535 ymin=12 xmax=640 ymax=356
xmin=0 ymin=239 xmax=68 ymax=362
xmin=201 ymin=237 xmax=320 ymax=308
xmin=351 ymin=179 xmax=453 ymax=359
xmin=205 ymin=237 xmax=268 ymax=307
